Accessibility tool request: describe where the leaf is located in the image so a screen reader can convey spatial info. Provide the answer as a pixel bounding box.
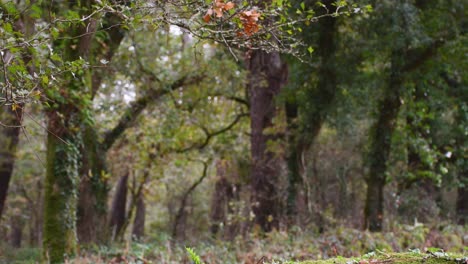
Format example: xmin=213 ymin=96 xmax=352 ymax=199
xmin=203 ymin=13 xmax=211 ymax=22
xmin=11 ymin=103 xmax=19 ymax=111
xmin=203 ymin=8 xmax=213 ymax=22
xmin=224 ymin=2 xmax=235 ymax=10
xmin=3 ymin=23 xmax=13 ymax=33
xmin=41 ymin=75 xmax=49 ymax=85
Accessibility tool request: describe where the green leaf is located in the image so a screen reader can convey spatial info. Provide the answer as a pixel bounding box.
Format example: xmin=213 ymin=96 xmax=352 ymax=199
xmin=41 ymin=75 xmax=49 ymax=86
xmin=30 ymin=4 xmax=43 ymax=19
xmin=3 ymin=22 xmax=13 ymax=33
xmin=308 ymin=46 xmax=314 ymax=54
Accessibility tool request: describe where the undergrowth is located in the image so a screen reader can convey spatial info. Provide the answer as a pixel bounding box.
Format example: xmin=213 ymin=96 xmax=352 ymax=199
xmin=0 ymin=224 xmax=466 ymax=264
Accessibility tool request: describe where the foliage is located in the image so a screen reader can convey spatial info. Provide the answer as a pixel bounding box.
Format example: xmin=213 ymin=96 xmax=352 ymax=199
xmin=0 ymin=0 xmax=466 ymax=263
xmin=1 ymin=224 xmax=466 ymax=263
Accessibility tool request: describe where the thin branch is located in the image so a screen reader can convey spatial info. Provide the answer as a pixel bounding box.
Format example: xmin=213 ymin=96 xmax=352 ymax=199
xmin=172 ymin=159 xmax=209 ymax=238
xmin=23 ymin=111 xmax=70 ymax=146
xmin=177 ymin=112 xmax=248 ymax=153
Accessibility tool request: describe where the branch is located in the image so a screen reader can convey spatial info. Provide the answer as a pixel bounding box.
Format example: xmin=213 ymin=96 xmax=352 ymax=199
xmin=226 ymin=96 xmax=249 ymax=108
xmin=102 ymin=75 xmax=204 ymax=151
xmin=176 ymin=112 xmax=248 ymax=153
xmin=402 ymin=39 xmax=446 ymax=72
xmin=172 ymin=159 xmax=209 ymax=238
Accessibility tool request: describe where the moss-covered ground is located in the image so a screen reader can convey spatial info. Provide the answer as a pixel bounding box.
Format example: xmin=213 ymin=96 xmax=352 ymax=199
xmin=286 ymin=252 xmax=467 ymax=264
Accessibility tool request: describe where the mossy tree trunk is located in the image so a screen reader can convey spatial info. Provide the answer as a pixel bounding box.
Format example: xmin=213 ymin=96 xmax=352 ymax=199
xmin=43 ymin=110 xmax=83 ymax=262
xmin=42 ymin=1 xmax=96 ymax=261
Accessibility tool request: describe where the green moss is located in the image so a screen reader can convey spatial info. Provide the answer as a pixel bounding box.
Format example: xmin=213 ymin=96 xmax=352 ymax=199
xmin=43 ymin=127 xmax=81 ymax=263
xmin=287 ymin=252 xmax=467 ymax=264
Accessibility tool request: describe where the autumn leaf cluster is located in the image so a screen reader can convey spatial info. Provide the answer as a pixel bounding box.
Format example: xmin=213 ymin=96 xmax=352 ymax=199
xmin=203 ymin=0 xmax=261 ymax=36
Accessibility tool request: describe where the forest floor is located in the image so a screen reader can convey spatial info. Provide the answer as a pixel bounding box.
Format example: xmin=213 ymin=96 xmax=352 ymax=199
xmin=1 ymin=224 xmax=466 ymax=263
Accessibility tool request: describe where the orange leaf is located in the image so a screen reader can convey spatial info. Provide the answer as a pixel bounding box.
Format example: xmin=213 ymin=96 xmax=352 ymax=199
xmin=224 ymin=2 xmax=235 ymax=10
xmin=203 ymin=8 xmax=213 ymax=22
xmin=203 ymin=13 xmax=211 ymax=22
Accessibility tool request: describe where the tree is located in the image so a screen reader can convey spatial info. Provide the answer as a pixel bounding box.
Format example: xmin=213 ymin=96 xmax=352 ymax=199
xmin=41 ymin=1 xmax=130 ymax=260
xmin=363 ymin=0 xmax=464 ymax=231
xmin=248 ymin=40 xmax=288 ymax=232
xmin=284 ymin=0 xmax=339 ymax=223
xmin=0 ymin=107 xmax=22 ymax=219
xmin=0 ymin=0 xmax=34 ymax=221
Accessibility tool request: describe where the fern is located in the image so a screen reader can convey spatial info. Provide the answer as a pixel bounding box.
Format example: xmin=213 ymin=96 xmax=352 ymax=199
xmin=186 ymin=247 xmax=204 ymax=264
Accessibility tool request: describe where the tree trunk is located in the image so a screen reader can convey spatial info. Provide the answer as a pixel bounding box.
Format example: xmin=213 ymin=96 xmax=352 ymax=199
xmin=364 ymin=52 xmax=404 ymax=232
xmin=210 ymin=159 xmax=240 ymax=238
xmin=77 ymin=126 xmax=109 ymax=244
xmin=109 ymin=174 xmax=128 ymax=241
xmin=210 ymin=161 xmax=229 ymax=236
xmin=285 ymin=102 xmax=300 ymax=220
xmin=0 ymin=107 xmax=22 ymax=220
xmin=9 ymin=214 xmax=23 ymax=248
xmin=287 ymin=0 xmax=337 ymax=221
xmin=363 ymin=35 xmax=444 ymax=231
xmin=43 ymin=111 xmax=82 ymax=262
xmin=248 ymin=49 xmax=287 ymax=232
xmin=42 ymin=1 xmax=98 ymax=261
xmin=456 ymin=169 xmax=467 ymax=225
xmin=76 ymin=8 xmax=127 ymax=244
xmin=131 ymin=194 xmax=145 ymax=241
xmin=173 ymin=162 xmax=208 ymax=239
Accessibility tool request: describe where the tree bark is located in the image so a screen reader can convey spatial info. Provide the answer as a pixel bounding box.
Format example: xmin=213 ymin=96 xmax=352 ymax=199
xmin=364 ymin=37 xmax=445 ymax=231
xmin=456 ymin=170 xmax=467 ymax=225
xmin=173 ymin=161 xmax=208 ymax=239
xmin=210 ymin=161 xmax=230 ymax=236
xmin=210 ymin=159 xmax=240 ymax=239
xmin=77 ymin=126 xmax=109 ymax=244
xmin=0 ymin=107 xmax=22 ymax=220
xmin=287 ymin=0 xmax=338 ymax=221
xmin=248 ymin=49 xmax=287 ymax=232
xmin=9 ymin=214 xmax=23 ymax=248
xmin=364 ymin=51 xmax=403 ymax=232
xmin=109 ymin=174 xmax=128 ymax=241
xmin=43 ymin=110 xmax=82 ymax=262
xmin=43 ymin=2 xmax=97 ymax=260
xmin=285 ymin=102 xmax=300 ymax=220
xmin=76 ymin=6 xmax=127 ymax=244
xmin=131 ymin=194 xmax=145 ymax=241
